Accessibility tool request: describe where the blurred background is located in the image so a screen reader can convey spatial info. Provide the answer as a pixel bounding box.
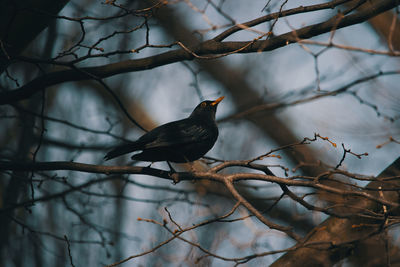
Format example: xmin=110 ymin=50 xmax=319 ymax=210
xmin=1 ymin=0 xmax=399 ymax=266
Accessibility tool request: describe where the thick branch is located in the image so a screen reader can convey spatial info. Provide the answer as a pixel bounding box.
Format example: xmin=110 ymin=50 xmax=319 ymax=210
xmin=0 ymin=0 xmax=397 ymax=104
xmin=271 ymin=157 xmax=400 ymax=266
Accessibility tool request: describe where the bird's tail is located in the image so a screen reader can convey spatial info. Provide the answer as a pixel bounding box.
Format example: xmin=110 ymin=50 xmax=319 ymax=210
xmin=104 ymin=142 xmax=141 ymax=161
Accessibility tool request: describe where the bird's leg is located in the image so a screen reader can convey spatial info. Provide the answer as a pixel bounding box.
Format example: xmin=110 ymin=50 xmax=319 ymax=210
xmin=167 ymin=161 xmax=176 ymax=172
xmin=182 ymin=156 xmax=196 ymax=173
xmin=188 ymin=161 xmax=196 ymax=173
xmin=166 ymin=161 xmax=180 ymax=184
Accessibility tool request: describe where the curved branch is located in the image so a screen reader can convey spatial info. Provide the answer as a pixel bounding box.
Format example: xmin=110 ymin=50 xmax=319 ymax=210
xmin=212 ymin=0 xmax=350 ymax=42
xmin=219 ymin=70 xmax=400 ymax=122
xmin=223 ymin=179 xmax=302 ymax=241
xmin=0 ymin=0 xmax=397 ymax=105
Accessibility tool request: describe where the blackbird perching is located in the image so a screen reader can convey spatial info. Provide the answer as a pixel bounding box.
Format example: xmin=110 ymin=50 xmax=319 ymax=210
xmin=104 ymin=96 xmax=224 ymax=163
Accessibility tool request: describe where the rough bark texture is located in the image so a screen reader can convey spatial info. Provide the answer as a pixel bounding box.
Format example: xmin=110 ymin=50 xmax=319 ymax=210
xmin=271 ymin=157 xmax=400 ymax=266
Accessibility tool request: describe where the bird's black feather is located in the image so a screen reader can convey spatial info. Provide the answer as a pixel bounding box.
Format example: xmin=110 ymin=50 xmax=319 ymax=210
xmin=104 ymin=97 xmax=223 ymax=163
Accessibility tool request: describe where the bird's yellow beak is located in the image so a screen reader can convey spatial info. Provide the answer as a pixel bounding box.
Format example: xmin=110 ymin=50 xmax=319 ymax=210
xmin=210 ymin=96 xmax=224 ymax=106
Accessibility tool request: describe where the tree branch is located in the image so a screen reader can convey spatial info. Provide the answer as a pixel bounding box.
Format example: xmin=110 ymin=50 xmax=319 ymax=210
xmin=0 ymin=160 xmax=398 ymax=208
xmin=1 ymin=0 xmax=397 ymax=105
xmin=271 ymin=157 xmax=400 ymax=266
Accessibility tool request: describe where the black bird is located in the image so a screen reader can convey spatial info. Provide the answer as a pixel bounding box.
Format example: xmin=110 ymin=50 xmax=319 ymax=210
xmin=104 ymin=96 xmax=224 ymax=163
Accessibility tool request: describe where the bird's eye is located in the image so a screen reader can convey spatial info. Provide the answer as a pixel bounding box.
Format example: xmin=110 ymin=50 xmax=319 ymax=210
xmin=201 ymin=102 xmax=207 ymax=107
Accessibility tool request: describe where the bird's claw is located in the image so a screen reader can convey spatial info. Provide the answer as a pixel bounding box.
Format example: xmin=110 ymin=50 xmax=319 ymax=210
xmin=170 ymin=173 xmax=180 ymax=184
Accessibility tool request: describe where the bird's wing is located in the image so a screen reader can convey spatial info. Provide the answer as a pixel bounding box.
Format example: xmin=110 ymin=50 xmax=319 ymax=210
xmin=104 ymin=141 xmax=145 ymax=160
xmin=141 ymin=119 xmax=214 ymax=149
